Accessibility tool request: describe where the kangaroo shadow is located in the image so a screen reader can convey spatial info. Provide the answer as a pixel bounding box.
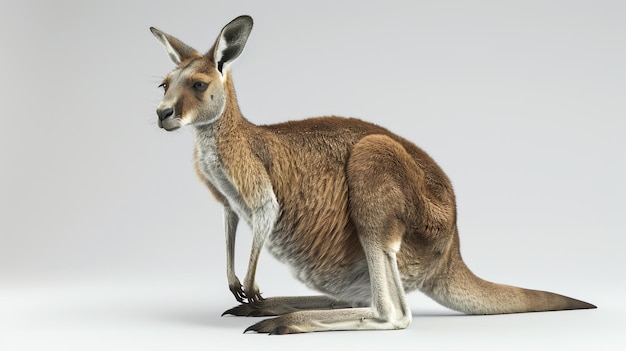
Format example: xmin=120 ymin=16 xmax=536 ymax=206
xmin=412 ymin=309 xmax=466 ymax=317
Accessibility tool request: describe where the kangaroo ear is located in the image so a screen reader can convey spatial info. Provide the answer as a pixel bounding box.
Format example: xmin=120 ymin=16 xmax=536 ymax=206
xmin=210 ymin=15 xmax=253 ymax=75
xmin=150 ymin=27 xmax=200 ymax=65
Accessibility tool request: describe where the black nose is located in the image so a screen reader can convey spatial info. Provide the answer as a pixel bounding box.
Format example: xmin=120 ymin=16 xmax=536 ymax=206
xmin=157 ymin=107 xmax=174 ymax=121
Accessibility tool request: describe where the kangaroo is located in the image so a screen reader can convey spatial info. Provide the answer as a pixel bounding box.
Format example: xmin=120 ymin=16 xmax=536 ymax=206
xmin=150 ymin=15 xmax=595 ymax=334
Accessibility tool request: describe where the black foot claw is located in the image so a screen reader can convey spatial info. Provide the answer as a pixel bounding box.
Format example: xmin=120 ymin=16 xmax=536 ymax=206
xmin=243 ymin=323 xmax=258 ymax=334
xmin=243 ymin=317 xmax=302 ymax=335
xmin=222 ymin=302 xmax=270 ymax=317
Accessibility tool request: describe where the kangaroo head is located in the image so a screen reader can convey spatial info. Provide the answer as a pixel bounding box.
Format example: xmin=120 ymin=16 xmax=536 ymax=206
xmin=150 ymin=15 xmax=253 ymax=131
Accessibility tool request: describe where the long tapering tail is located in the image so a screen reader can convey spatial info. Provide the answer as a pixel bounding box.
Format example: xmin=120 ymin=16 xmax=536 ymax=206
xmin=425 ymin=236 xmax=596 ymax=314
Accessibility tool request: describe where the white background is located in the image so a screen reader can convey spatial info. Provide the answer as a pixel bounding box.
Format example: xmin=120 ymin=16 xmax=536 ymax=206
xmin=1 ymin=0 xmax=624 ymax=350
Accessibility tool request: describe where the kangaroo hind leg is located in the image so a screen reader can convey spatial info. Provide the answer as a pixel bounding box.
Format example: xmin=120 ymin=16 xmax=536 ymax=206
xmin=244 ymin=135 xmax=413 ymax=334
xmin=244 ymin=234 xmax=411 ymax=333
xmin=346 ymin=134 xmax=413 ymax=328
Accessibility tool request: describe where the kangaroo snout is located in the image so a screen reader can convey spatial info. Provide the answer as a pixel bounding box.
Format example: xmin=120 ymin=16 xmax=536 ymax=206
xmin=157 ymin=107 xmax=174 ymax=120
xmin=156 ymin=106 xmax=181 ymax=131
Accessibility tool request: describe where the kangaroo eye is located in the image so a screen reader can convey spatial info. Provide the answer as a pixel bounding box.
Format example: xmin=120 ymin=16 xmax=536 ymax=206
xmin=193 ymin=81 xmax=209 ymax=92
xmin=158 ymin=82 xmax=168 ymax=91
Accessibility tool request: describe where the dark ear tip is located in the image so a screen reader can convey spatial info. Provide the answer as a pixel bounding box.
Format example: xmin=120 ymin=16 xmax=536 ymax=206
xmin=233 ymin=15 xmax=253 ymax=27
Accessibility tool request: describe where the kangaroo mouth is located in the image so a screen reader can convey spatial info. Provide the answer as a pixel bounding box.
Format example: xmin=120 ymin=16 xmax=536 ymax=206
xmin=158 ymin=117 xmax=181 ymax=131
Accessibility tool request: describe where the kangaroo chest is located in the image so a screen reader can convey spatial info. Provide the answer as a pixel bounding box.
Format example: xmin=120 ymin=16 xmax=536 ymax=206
xmin=194 ymin=130 xmax=253 ymax=224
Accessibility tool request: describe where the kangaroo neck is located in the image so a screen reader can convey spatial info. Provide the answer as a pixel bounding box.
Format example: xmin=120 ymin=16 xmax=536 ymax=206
xmin=193 ymin=75 xmax=254 ymax=140
xmin=193 ymin=109 xmax=252 ymax=141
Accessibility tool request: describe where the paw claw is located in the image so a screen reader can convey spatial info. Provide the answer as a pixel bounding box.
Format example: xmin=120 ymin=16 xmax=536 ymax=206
xmin=229 ymin=282 xmax=246 ymax=303
xmin=244 ymin=289 xmax=264 ymax=304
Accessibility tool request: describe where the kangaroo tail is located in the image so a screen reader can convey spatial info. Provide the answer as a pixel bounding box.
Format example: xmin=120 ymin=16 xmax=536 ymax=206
xmin=425 ymin=237 xmax=596 ymax=314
